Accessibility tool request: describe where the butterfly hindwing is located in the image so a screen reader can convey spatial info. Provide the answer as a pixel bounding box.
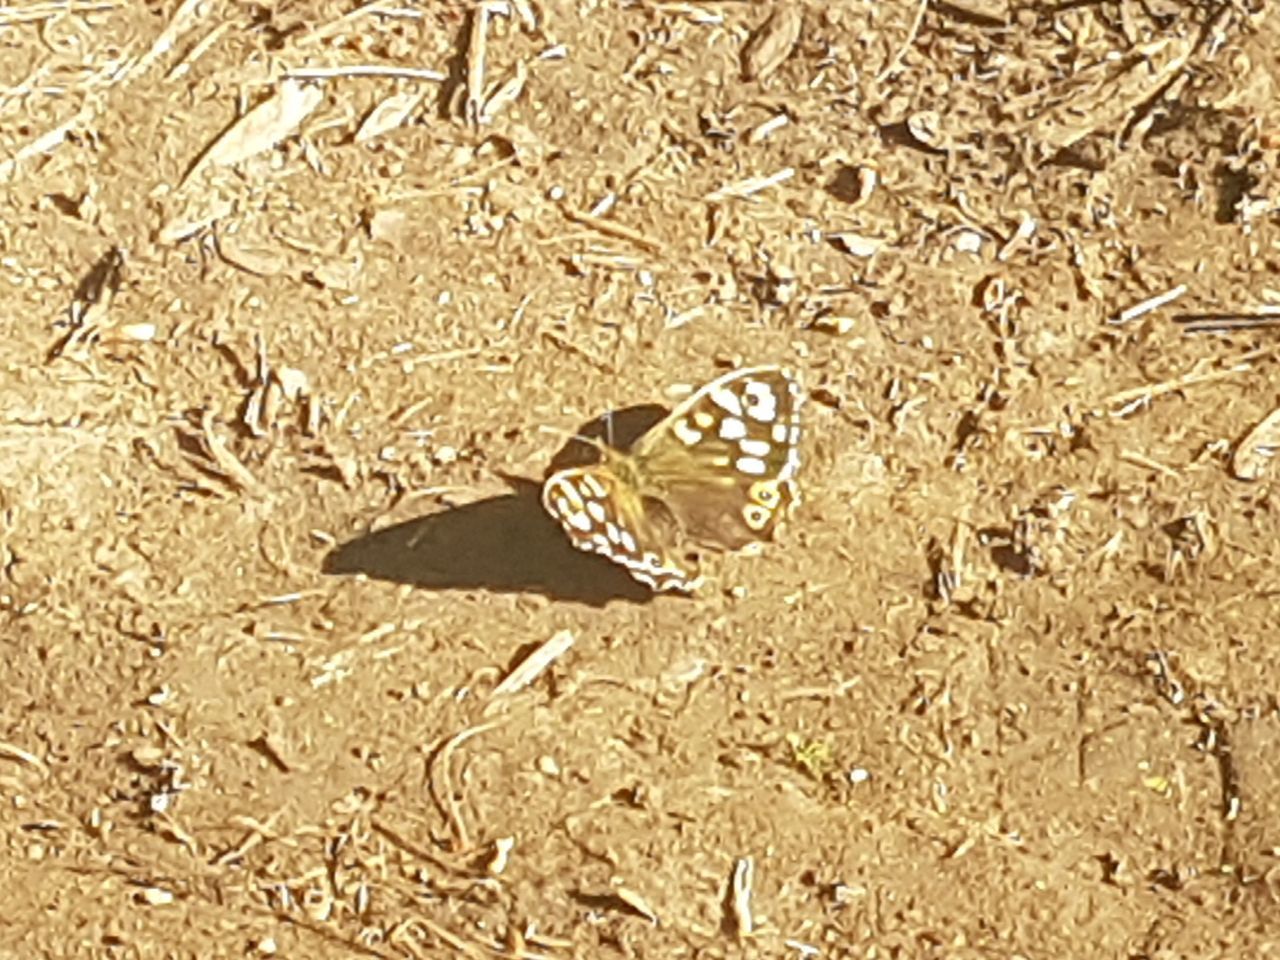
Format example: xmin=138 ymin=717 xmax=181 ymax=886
xmin=541 ymin=466 xmax=700 ymax=592
xmin=660 ymin=474 xmax=800 ymax=551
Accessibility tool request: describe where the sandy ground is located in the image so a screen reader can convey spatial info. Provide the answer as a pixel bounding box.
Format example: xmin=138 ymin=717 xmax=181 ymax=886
xmin=2 ymin=0 xmax=1280 ymax=957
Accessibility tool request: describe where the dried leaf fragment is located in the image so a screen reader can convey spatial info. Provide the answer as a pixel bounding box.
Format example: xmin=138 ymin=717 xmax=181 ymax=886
xmin=355 ymin=89 xmax=425 ymax=143
xmin=480 ymin=60 xmax=528 ymax=124
xmin=488 ymin=836 xmax=515 ymax=874
xmin=184 ymin=80 xmax=324 ymax=185
xmin=741 ymin=7 xmax=802 ymax=81
xmin=118 ymin=322 xmax=157 ymax=342
xmin=828 ymin=232 xmax=883 ymax=257
xmin=1232 ymin=406 xmax=1280 ymax=480
xmin=613 ymin=886 xmax=660 ymax=924
xmin=310 ymin=254 xmax=362 ymax=291
xmin=366 ymin=208 xmax=409 ymax=244
xmin=275 ymin=367 xmax=310 ymax=402
xmin=216 ymin=234 xmax=287 ymax=276
xmin=138 ymin=887 xmax=175 ymax=906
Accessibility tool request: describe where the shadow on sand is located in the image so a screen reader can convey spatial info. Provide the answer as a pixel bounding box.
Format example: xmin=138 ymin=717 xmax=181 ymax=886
xmin=323 ymin=404 xmax=681 ymax=607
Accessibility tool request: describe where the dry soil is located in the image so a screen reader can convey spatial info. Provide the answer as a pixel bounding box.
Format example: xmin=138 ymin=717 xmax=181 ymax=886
xmin=2 ymin=1 xmax=1280 ymax=958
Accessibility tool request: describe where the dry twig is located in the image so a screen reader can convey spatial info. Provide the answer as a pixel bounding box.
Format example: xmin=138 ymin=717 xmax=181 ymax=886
xmin=286 ymin=65 xmax=446 ymax=82
xmin=730 ymin=857 xmax=755 ymax=938
xmin=1109 ymin=284 xmax=1188 ymax=325
xmin=490 ymin=629 xmax=575 ymax=698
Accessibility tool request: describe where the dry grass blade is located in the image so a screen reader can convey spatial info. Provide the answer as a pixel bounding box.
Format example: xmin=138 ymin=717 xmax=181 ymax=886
xmin=390 ymin=917 xmax=486 ymax=958
xmin=1173 ymin=311 xmax=1280 ymax=333
xmin=462 ymin=1 xmax=495 ymax=125
xmin=1102 ymin=350 xmax=1276 ymax=416
xmin=286 ymin=65 xmax=446 ymax=82
xmin=0 ymin=104 xmax=94 ymax=181
xmin=480 ymin=60 xmax=528 ymax=124
xmin=134 ymin=0 xmax=204 ymax=75
xmin=428 ymin=721 xmax=504 ymax=850
xmin=182 ymin=79 xmax=324 ymax=186
xmin=370 ymin=819 xmax=480 ymax=877
xmin=562 ymin=207 xmax=663 ymax=254
xmin=1120 ymin=450 xmax=1180 ymax=479
xmin=614 ymin=886 xmax=660 ymax=924
xmin=0 ymin=2 xmax=117 ymax=25
xmin=199 ymin=410 xmax=262 ymax=493
xmin=876 ymin=0 xmax=929 ymax=81
xmin=0 ymin=740 xmax=49 ymax=775
xmin=705 ymin=167 xmax=794 ymax=202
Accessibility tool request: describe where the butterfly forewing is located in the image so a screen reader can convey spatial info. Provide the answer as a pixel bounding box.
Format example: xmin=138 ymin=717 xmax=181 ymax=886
xmin=632 ymin=366 xmax=804 ymax=550
xmin=541 ymin=365 xmax=803 ymax=592
xmin=541 ymin=466 xmax=700 ymax=592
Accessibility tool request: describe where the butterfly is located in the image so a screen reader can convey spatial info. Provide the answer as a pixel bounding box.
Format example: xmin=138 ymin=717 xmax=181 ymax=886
xmin=541 ymin=366 xmax=804 ymax=592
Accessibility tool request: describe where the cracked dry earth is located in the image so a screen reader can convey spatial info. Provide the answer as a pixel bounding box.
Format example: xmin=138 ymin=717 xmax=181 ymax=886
xmin=3 ymin=1 xmax=1280 ymax=958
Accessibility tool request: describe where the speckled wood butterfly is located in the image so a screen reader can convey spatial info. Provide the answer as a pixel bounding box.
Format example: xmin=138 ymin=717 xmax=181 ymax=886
xmin=542 ymin=366 xmax=804 ymax=592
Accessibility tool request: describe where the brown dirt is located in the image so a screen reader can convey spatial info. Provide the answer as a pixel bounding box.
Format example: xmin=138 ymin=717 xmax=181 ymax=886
xmin=3 ymin=1 xmax=1280 ymax=957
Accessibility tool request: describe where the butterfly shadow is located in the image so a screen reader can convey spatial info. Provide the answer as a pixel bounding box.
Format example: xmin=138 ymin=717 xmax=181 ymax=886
xmin=321 ymin=404 xmax=678 ymax=607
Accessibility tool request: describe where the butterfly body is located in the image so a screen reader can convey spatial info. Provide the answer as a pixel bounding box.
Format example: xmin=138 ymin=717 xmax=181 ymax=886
xmin=541 ymin=366 xmax=804 ymax=592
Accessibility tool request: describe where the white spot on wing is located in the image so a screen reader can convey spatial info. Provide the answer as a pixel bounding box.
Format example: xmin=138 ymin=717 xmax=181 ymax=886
xmin=742 ymin=380 xmax=778 ymax=422
xmin=586 ymin=500 xmax=607 ymax=523
xmin=739 ymin=438 xmax=772 ymax=457
xmin=568 ymin=510 xmax=593 ymax=532
xmin=709 ymin=386 xmax=743 ymax=416
xmin=719 ymin=417 xmax=748 ymax=441
xmin=781 ymin=447 xmax=801 ymax=478
xmin=672 ymin=418 xmax=703 ymax=445
xmin=555 ymin=482 xmax=583 ymax=510
xmin=736 ymin=455 xmax=767 ymax=476
xmin=771 ymin=422 xmax=789 ymax=443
